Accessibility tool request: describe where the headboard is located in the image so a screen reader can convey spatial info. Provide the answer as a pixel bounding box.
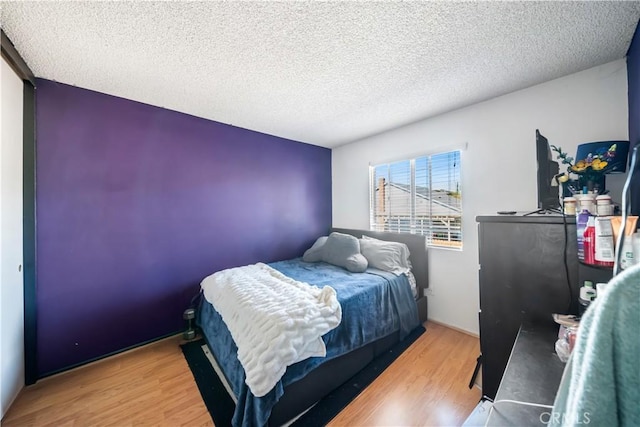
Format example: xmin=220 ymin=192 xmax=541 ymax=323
xmin=331 ymin=228 xmax=429 ymax=298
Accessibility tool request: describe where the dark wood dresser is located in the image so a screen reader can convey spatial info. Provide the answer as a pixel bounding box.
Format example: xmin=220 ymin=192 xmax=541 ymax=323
xmin=476 ymin=214 xmax=581 ymax=400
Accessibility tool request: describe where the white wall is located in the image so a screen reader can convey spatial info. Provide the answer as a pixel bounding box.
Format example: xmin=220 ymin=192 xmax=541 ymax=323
xmin=1 ymin=57 xmax=25 ymax=418
xmin=332 ymin=59 xmax=629 ymax=334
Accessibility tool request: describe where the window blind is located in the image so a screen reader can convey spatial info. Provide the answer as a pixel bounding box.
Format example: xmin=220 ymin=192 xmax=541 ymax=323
xmin=370 ymin=150 xmax=462 ymax=248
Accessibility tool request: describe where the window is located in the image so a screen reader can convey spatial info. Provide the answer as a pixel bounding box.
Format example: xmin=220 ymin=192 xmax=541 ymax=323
xmin=370 ymin=150 xmax=462 ymax=249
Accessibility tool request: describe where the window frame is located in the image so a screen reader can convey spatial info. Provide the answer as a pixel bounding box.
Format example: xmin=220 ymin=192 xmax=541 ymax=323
xmin=369 ymin=150 xmax=463 ymax=250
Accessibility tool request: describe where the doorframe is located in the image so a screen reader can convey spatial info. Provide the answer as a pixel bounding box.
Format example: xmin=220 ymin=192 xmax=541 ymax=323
xmin=2 ymin=29 xmax=37 ymax=384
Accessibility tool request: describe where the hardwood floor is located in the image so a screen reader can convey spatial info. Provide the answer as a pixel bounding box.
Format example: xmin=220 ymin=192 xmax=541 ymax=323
xmin=2 ymin=322 xmax=481 ymax=427
xmin=329 ymin=323 xmax=481 ymax=426
xmin=2 ymin=336 xmax=213 ymax=427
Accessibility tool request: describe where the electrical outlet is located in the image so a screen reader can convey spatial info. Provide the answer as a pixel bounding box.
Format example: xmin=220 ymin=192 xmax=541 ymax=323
xmin=424 ymin=288 xmax=434 ymax=296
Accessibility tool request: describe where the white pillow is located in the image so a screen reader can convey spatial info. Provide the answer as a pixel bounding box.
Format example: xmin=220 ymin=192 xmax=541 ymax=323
xmin=360 ymin=236 xmax=411 ymax=275
xmin=362 ymin=235 xmax=412 ymax=269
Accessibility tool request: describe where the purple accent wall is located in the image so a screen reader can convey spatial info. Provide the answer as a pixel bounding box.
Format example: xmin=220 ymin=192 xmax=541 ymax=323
xmin=35 ymin=79 xmax=332 ymax=375
xmin=627 ymin=20 xmax=640 ymax=215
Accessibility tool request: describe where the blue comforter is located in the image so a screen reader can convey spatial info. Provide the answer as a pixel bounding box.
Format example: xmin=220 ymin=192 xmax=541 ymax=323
xmin=197 ymin=258 xmax=420 ymax=427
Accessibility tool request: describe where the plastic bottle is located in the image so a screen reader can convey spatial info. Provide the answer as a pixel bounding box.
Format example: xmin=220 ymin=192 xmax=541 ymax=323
xmin=595 ymin=195 xmax=613 ymax=216
xmin=578 ymin=281 xmax=597 ymax=316
xmin=583 ymin=217 xmax=596 ymax=265
xmin=563 ymin=197 xmax=577 ymax=215
xmin=578 ymin=194 xmax=596 ymax=215
xmin=585 ymin=280 xmax=596 ymax=295
xmin=620 ymin=234 xmax=636 ymax=269
xmin=594 ymin=217 xmax=615 ymax=267
xmin=576 ymin=210 xmax=591 ymax=262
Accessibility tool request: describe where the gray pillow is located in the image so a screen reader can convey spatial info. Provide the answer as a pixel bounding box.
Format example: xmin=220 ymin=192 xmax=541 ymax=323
xmin=322 ymin=232 xmax=368 ymax=273
xmin=302 ymin=236 xmax=328 ymax=262
xmin=341 ymin=253 xmax=369 ymax=273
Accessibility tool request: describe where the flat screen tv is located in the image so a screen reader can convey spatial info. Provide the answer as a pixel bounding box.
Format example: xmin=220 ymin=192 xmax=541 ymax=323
xmin=526 ymin=129 xmax=560 ymax=215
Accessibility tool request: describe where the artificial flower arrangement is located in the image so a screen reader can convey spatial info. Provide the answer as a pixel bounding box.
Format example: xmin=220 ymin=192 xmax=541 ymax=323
xmin=550 ymin=142 xmax=622 ymax=193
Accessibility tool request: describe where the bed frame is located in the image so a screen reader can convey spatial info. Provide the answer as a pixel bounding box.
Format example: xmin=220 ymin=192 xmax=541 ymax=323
xmin=268 ymin=228 xmax=429 ymax=426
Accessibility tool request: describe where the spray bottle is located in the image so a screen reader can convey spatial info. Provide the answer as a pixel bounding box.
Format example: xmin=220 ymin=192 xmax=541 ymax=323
xmin=576 ymin=209 xmax=591 ymax=262
xmin=583 ymin=216 xmax=596 ymax=265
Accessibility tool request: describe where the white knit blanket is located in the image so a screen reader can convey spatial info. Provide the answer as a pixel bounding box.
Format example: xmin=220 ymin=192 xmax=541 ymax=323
xmin=200 ymin=263 xmax=342 ymax=397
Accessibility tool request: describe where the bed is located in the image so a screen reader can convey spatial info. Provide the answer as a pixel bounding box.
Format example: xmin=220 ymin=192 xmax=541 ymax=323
xmin=196 ymin=228 xmax=429 ymax=427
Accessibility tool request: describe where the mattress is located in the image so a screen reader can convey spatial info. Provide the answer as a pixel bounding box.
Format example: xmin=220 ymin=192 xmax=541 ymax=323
xmin=196 ymin=258 xmax=420 ymax=427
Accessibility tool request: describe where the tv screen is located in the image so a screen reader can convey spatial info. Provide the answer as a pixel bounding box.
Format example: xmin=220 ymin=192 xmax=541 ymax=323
xmin=536 ymin=129 xmax=560 ymax=211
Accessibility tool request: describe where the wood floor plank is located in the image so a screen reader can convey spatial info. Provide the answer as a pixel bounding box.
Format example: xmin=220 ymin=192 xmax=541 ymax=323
xmin=2 ymin=322 xmax=480 ymax=426
xmin=329 ymin=322 xmax=481 ymax=427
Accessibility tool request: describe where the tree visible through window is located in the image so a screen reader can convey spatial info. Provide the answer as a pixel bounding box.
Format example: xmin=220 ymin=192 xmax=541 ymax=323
xmin=370 ymin=151 xmax=462 ymax=248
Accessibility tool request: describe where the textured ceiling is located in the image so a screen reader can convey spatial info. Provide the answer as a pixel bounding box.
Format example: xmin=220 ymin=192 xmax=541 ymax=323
xmin=2 ymin=1 xmax=640 ymax=148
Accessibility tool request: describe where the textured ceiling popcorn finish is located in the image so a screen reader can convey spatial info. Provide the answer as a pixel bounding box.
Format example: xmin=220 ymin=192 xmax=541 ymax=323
xmin=2 ymin=1 xmax=639 ymax=147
